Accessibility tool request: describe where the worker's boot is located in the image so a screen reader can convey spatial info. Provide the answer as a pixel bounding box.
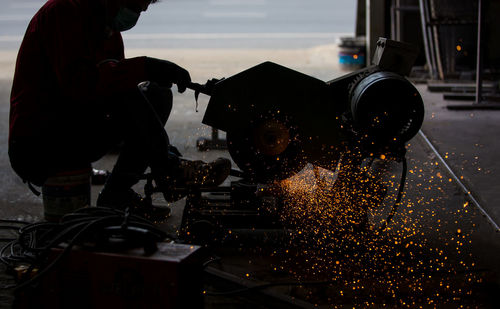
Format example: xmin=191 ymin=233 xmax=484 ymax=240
xmin=157 ymin=157 xmax=232 ymax=202
xmin=96 ymin=188 xmax=171 ymax=221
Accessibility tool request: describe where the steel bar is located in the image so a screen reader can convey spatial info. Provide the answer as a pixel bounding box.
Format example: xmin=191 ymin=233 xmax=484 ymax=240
xmin=432 ymin=20 xmax=444 ymax=80
xmin=475 ymin=0 xmax=484 ymax=105
xmin=393 ymin=5 xmax=420 ymax=11
xmin=428 ymin=82 xmax=496 ymax=93
xmin=419 ymin=0 xmax=437 ymax=79
xmin=418 ymin=131 xmax=500 ymax=232
xmin=205 ymin=267 xmax=317 ymax=309
xmin=446 ymin=0 xmax=500 ymax=110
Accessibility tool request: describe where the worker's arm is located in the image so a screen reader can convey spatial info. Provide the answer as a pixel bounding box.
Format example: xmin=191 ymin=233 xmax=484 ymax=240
xmin=98 ymin=55 xmax=192 ymax=94
xmin=39 ymin=2 xmax=190 ymax=106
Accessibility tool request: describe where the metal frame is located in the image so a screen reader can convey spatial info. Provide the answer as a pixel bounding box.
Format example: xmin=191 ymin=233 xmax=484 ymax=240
xmin=446 ymin=0 xmax=500 ymax=110
xmin=391 ymin=1 xmax=420 ymax=42
xmin=419 ymin=0 xmax=439 ymax=79
xmin=196 ymin=128 xmax=227 ymax=151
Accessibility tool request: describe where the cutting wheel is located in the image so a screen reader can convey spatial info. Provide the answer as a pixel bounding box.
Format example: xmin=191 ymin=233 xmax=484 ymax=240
xmin=227 ymin=118 xmax=306 ymax=183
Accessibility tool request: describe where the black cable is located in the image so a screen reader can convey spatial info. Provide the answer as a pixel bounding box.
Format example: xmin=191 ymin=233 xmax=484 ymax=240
xmin=14 ymin=216 xmax=118 ymax=291
xmin=0 ymin=239 xmax=16 ymax=242
xmin=0 ymin=240 xmax=18 ymax=268
xmin=311 ymin=156 xmax=408 ymax=233
xmin=378 ymin=157 xmax=407 ymax=232
xmin=0 ymin=219 xmax=30 ymax=225
xmin=0 ymin=220 xmax=28 ymax=246
xmin=202 ymin=256 xmax=222 ymax=268
xmin=0 ymin=207 xmax=169 ymax=291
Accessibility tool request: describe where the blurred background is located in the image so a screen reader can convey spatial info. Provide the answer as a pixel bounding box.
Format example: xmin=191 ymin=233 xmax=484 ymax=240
xmin=0 ymin=0 xmax=356 ymax=79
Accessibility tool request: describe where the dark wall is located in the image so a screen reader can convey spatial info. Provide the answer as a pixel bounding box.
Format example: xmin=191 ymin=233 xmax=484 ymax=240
xmin=356 ymin=0 xmax=366 ymax=37
xmin=394 ymin=0 xmax=426 ymax=66
xmin=485 ymin=0 xmax=500 ymax=69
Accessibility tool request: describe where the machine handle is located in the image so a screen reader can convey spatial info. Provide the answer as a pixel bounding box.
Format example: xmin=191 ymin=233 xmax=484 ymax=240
xmin=187 ymin=78 xmax=223 ymax=96
xmin=187 ymin=78 xmax=224 ymax=112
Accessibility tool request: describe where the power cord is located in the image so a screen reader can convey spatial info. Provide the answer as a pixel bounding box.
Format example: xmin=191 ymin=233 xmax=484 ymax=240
xmin=378 ymin=156 xmax=407 ymax=232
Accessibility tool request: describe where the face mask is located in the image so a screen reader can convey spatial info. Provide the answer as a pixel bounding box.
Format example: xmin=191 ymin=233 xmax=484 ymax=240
xmin=110 ymin=7 xmax=140 ymax=32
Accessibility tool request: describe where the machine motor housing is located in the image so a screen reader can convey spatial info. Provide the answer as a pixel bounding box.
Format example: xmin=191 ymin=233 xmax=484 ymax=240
xmin=202 ymin=39 xmax=423 ymax=182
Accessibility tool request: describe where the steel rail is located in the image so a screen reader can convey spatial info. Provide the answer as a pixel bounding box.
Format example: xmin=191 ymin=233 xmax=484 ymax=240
xmin=418 ymin=130 xmax=500 ymax=232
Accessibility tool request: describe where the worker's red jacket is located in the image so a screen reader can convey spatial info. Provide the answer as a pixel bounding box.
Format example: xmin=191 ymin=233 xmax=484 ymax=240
xmin=9 ymin=0 xmax=147 ymax=143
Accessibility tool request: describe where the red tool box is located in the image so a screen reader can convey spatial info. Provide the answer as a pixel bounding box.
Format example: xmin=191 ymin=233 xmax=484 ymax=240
xmin=16 ymin=242 xmax=207 ymax=309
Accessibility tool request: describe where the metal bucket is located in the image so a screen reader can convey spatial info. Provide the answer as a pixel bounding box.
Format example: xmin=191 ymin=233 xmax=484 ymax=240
xmin=338 ymin=36 xmax=366 ymax=69
xmin=42 ymin=167 xmax=91 ymax=222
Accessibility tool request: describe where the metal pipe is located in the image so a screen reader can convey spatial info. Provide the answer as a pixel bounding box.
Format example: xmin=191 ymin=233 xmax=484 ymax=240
xmin=418 ymin=131 xmax=500 ymax=232
xmin=393 ymin=6 xmax=420 ymax=12
xmin=475 ymin=0 xmax=484 ymax=104
xmin=391 ymin=2 xmax=396 ymax=40
xmin=432 ymin=22 xmax=445 ymax=79
xmin=419 ymin=0 xmax=437 ymax=79
xmin=366 ymin=0 xmax=371 ymax=65
xmin=396 ymin=0 xmax=401 ymax=41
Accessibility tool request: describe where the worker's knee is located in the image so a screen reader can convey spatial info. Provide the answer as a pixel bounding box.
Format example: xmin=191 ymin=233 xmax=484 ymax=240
xmin=9 ymin=138 xmax=101 ymax=186
xmin=138 ymin=81 xmax=173 ymax=124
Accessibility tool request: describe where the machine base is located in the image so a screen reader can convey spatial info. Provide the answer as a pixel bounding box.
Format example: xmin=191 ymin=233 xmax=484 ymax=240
xmin=180 ymin=180 xmax=286 ymax=245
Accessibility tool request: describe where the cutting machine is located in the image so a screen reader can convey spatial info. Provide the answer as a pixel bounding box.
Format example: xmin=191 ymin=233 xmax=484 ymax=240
xmin=146 ymin=38 xmax=425 ymax=243
xmin=198 ymin=38 xmax=423 ymax=183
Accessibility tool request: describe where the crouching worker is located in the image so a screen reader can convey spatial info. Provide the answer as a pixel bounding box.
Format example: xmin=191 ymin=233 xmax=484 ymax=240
xmin=8 ymin=0 xmax=231 ymax=217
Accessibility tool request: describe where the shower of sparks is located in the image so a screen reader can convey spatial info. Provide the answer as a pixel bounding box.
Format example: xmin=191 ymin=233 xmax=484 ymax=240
xmin=263 ymin=153 xmax=482 ymax=307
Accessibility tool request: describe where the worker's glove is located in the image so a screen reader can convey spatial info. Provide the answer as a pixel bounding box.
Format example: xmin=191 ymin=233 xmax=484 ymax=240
xmin=145 ymin=57 xmax=191 ymax=93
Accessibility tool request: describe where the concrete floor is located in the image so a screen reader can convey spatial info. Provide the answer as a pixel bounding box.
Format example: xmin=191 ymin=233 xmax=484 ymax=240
xmin=1 ymin=48 xmax=500 ymax=307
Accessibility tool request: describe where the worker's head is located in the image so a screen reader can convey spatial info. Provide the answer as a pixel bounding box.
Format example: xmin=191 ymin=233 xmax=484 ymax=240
xmin=107 ymin=0 xmax=159 ymax=32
